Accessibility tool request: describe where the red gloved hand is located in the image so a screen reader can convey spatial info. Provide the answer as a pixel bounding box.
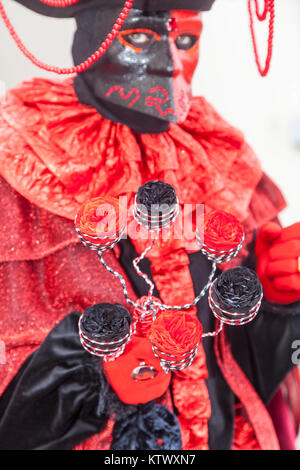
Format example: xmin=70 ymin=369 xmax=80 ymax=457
xmin=256 ymin=222 xmax=300 ymax=304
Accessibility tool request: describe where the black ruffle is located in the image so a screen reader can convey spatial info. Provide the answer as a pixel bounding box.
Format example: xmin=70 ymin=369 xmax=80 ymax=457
xmin=110 ymin=402 xmax=182 ymax=450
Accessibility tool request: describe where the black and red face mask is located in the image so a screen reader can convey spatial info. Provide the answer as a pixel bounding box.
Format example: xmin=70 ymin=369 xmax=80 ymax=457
xmin=73 ymin=8 xmax=203 ymax=132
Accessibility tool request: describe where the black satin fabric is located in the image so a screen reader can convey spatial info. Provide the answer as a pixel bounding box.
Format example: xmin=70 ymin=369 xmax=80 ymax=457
xmin=111 ymin=402 xmax=182 ymax=450
xmin=0 ymin=310 xmax=182 ymax=450
xmin=0 ymin=312 xmax=108 ymax=450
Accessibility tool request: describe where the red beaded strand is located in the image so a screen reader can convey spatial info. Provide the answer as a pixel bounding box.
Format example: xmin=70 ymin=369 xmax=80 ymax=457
xmin=248 ymin=0 xmax=275 ymax=77
xmin=39 ymin=0 xmax=80 ymax=6
xmin=0 ymin=0 xmax=134 ymax=74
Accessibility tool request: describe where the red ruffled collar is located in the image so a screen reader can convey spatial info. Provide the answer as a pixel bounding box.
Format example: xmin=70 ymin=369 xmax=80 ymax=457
xmin=0 ymin=77 xmax=262 ymax=224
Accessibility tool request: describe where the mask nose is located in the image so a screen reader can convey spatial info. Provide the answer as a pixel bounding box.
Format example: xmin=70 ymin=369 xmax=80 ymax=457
xmin=146 ymin=41 xmax=175 ymax=77
xmin=169 ymin=40 xmax=183 ymax=78
xmin=146 ymin=62 xmax=174 ymax=77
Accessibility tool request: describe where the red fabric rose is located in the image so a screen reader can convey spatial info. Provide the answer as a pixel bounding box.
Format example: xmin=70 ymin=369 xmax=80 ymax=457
xmin=149 ymin=311 xmax=202 ymax=357
xmin=76 ymin=196 xmax=126 ymax=247
xmin=200 ymin=210 xmax=244 ymax=252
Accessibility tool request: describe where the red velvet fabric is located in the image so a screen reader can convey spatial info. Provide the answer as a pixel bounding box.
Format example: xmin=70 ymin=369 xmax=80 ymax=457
xmin=267 ymin=388 xmax=297 ymax=450
xmin=0 ymin=78 xmax=287 ymax=450
xmin=232 ymin=415 xmax=261 ymax=450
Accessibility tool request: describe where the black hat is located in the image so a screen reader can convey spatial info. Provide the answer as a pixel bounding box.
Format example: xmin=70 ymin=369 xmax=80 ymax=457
xmin=14 ymin=0 xmax=215 ymax=18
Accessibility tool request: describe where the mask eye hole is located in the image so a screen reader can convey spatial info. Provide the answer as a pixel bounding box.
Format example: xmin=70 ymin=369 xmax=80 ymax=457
xmin=118 ymin=29 xmax=162 ymax=53
xmin=175 ymin=34 xmax=199 ymax=51
xmin=127 ymin=32 xmax=152 ymax=46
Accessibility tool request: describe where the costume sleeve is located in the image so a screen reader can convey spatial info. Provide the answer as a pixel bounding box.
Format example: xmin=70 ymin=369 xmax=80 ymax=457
xmin=0 ymin=312 xmax=108 ymax=450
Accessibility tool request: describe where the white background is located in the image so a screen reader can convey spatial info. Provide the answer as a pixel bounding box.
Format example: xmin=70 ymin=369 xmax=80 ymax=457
xmin=0 ymin=0 xmax=299 ymax=226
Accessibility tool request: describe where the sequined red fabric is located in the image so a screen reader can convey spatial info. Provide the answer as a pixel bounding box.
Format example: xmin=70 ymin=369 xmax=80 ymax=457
xmin=0 ymin=176 xmax=137 ymax=403
xmin=0 ymin=78 xmax=287 ymax=450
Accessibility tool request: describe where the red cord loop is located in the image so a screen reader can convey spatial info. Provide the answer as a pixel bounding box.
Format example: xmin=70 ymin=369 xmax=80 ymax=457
xmin=0 ymin=0 xmax=134 ymax=74
xmin=254 ymin=0 xmax=268 ymax=21
xmin=248 ymin=0 xmax=275 ymax=77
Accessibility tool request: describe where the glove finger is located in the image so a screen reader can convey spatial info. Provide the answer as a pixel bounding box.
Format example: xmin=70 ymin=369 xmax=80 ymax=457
xmin=266 ymin=259 xmax=298 ymax=277
xmin=269 ymin=240 xmax=300 ymax=260
xmin=255 ymin=222 xmax=282 ymax=256
xmin=278 ymin=222 xmax=300 ymax=243
xmin=273 ymin=274 xmax=300 ymax=292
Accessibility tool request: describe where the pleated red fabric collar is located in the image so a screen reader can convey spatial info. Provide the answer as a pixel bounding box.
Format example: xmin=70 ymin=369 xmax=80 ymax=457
xmin=0 ymin=77 xmax=286 ymax=268
xmin=0 ymin=77 xmax=262 ymax=223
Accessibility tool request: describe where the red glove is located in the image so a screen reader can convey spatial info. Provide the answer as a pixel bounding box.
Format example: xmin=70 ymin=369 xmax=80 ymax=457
xmin=256 ymin=222 xmax=300 ymax=305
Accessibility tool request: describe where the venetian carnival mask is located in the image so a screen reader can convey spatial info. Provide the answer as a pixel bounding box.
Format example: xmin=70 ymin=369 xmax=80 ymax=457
xmin=12 ymin=0 xmax=211 ymax=132
xmin=73 ymin=8 xmax=203 ymax=127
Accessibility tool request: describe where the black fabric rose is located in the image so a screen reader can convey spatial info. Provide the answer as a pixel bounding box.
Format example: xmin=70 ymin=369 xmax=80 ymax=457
xmin=110 ymin=402 xmax=182 ymax=450
xmin=81 ymin=303 xmax=132 ymax=342
xmin=213 ymin=267 xmax=263 ymax=313
xmin=136 ymin=180 xmax=177 ymax=212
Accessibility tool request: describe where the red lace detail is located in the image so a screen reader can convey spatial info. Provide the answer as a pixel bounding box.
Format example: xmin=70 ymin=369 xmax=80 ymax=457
xmin=248 ymin=0 xmax=275 ymax=77
xmin=0 ymin=1 xmax=134 ymax=74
